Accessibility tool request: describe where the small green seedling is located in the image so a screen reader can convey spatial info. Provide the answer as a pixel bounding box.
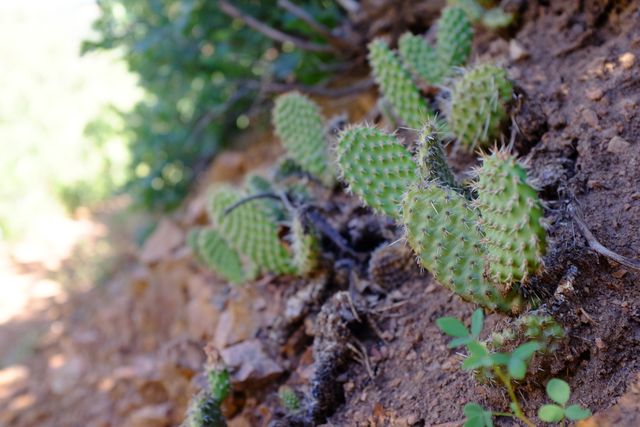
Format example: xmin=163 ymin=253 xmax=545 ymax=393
xmin=538 ymin=379 xmax=591 ymax=425
xmin=437 ymin=309 xmax=590 ymax=427
xmin=278 ymin=385 xmax=301 ymax=413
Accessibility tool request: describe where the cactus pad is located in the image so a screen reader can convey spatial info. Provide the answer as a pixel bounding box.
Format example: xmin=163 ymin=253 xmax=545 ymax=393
xmin=402 ymin=182 xmax=522 ymax=312
xmin=196 ymin=228 xmax=245 ymax=284
xmin=290 ymin=214 xmax=319 ymax=275
xmin=398 ymin=33 xmax=440 ymax=84
xmin=209 ymin=187 xmax=295 ymax=275
xmin=449 ymin=64 xmax=512 ymax=149
xmin=185 ymin=393 xmax=226 ymax=427
xmin=436 ymin=7 xmax=473 ymax=79
xmin=474 ymin=150 xmax=546 ymax=285
xmin=415 ymin=122 xmax=459 ymax=191
xmin=273 ymin=92 xmax=334 ymax=186
xmin=368 ymin=39 xmax=432 ymax=129
xmin=336 ymin=126 xmax=420 ymax=218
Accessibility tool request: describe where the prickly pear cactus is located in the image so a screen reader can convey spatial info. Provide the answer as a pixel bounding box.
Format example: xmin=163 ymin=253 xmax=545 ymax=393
xmin=398 ymin=33 xmax=440 ymax=84
xmin=278 ymin=386 xmax=301 ymax=413
xmin=436 ymin=7 xmax=473 ymax=78
xmin=474 ymin=150 xmax=546 ymax=285
xmin=209 ymin=187 xmax=295 ymax=275
xmin=368 ymin=39 xmax=432 ymax=129
xmin=196 ymin=228 xmax=245 ymax=284
xmin=402 ymin=182 xmax=522 ymax=312
xmin=290 ymin=213 xmax=319 ymax=275
xmin=336 ymin=126 xmax=420 ymax=219
xmin=415 ymin=122 xmax=459 ymax=191
xmin=185 ymin=393 xmax=226 ymax=427
xmin=245 ymin=174 xmax=286 ymax=222
xmin=449 ymin=64 xmax=512 ymax=149
xmin=273 ymin=92 xmax=334 ymax=186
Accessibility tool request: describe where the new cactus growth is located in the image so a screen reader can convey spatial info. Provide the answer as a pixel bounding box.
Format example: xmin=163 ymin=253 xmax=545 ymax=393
xmin=336 ymin=126 xmax=420 ymax=219
xmin=196 ymin=228 xmax=246 ymax=284
xmin=209 ymin=187 xmax=295 ymax=275
xmin=398 ymin=33 xmax=440 ymax=84
xmin=368 ymin=39 xmax=432 ymax=129
xmin=273 ymin=92 xmax=334 ymax=186
xmin=278 ymin=386 xmax=301 ymax=413
xmin=436 ymin=7 xmax=473 ymax=79
xmin=474 ymin=150 xmax=546 ymax=285
xmin=402 ymin=183 xmax=522 ymax=312
xmin=185 ymin=393 xmax=226 ymax=427
xmin=449 ymin=64 xmax=513 ymax=149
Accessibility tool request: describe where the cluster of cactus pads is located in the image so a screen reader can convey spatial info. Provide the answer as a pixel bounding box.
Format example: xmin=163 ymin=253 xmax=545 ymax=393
xmin=336 ymin=124 xmax=546 ymax=313
xmin=368 ymin=7 xmax=513 ymax=149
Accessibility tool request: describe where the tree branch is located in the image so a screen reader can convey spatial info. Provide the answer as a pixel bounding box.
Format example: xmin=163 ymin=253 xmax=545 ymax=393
xmin=218 ymin=0 xmax=335 ymax=53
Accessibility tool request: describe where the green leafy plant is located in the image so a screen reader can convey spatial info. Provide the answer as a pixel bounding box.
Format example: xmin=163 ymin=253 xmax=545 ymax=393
xmin=437 ymin=309 xmax=590 ymax=427
xmin=538 ymin=379 xmax=591 ymax=424
xmin=273 ymin=92 xmax=335 ymax=186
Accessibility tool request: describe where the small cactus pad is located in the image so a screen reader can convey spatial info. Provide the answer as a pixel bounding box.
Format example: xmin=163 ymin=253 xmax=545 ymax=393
xmin=416 ymin=122 xmax=459 ymax=191
xmin=290 ymin=214 xmax=319 ymax=275
xmin=196 ymin=228 xmax=245 ymax=284
xmin=209 ymin=187 xmax=295 ymax=275
xmin=273 ymin=92 xmax=334 ymax=186
xmin=368 ymin=243 xmax=417 ymax=289
xmin=368 ymin=39 xmax=432 ymax=129
xmin=436 ymin=7 xmax=473 ymax=78
xmin=245 ymin=174 xmax=286 ymax=222
xmin=402 ymin=183 xmax=522 ymax=312
xmin=398 ymin=33 xmax=440 ymax=84
xmin=474 ymin=150 xmax=546 ymax=285
xmin=185 ymin=393 xmax=226 ymax=427
xmin=449 ymin=64 xmax=512 ymax=149
xmin=336 ymin=126 xmax=420 ymax=218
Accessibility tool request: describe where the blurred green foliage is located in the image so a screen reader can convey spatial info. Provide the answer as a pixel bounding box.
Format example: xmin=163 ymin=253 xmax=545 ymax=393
xmin=84 ymin=0 xmax=344 ymax=211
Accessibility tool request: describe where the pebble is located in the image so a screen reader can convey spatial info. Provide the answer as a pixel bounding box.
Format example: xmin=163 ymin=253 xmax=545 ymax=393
xmin=619 ymin=52 xmax=635 ymax=69
xmin=581 ymin=109 xmax=599 ymax=128
xmin=509 ymin=40 xmax=529 ymax=61
xmin=607 ymin=136 xmax=631 ymax=154
xmin=586 ymin=87 xmax=604 ymax=101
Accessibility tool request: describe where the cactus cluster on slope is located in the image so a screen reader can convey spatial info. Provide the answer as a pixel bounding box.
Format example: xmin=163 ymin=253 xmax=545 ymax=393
xmin=336 ymin=124 xmax=546 ymax=313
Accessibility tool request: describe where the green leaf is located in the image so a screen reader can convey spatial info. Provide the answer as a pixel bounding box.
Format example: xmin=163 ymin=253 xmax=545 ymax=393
xmin=463 ymin=403 xmax=485 ymax=417
xmin=507 ymin=357 xmax=527 ymax=380
xmin=467 ymin=341 xmax=489 ymax=358
xmin=449 ymin=336 xmax=473 ymax=348
xmin=512 ymin=341 xmax=542 ymax=361
xmin=471 ymin=309 xmax=484 ymax=338
xmin=490 ymin=353 xmax=510 ymax=366
xmin=538 ymin=404 xmax=565 ymax=423
xmin=437 ymin=317 xmax=469 ymax=337
xmin=565 ymin=404 xmax=591 ymax=421
xmin=463 ymin=403 xmax=493 ymax=427
xmin=462 ymin=355 xmax=485 ymax=370
xmin=546 ymin=379 xmax=571 ymax=405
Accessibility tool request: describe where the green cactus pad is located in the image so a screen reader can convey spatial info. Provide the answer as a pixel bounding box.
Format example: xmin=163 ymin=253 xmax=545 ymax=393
xmin=196 ymin=228 xmax=245 ymax=284
xmin=273 ymin=92 xmax=334 ymax=186
xmin=402 ymin=183 xmax=522 ymax=312
xmin=436 ymin=7 xmax=473 ymax=78
xmin=474 ymin=150 xmax=546 ymax=285
xmin=398 ymin=33 xmax=440 ymax=84
xmin=368 ymin=39 xmax=432 ymax=129
xmin=415 ymin=122 xmax=459 ymax=191
xmin=336 ymin=126 xmax=420 ymax=218
xmin=209 ymin=187 xmax=295 ymax=275
xmin=449 ymin=64 xmax=513 ymax=149
xmin=245 ymin=174 xmax=286 ymax=222
xmin=290 ymin=214 xmax=319 ymax=275
xmin=185 ymin=393 xmax=226 ymax=427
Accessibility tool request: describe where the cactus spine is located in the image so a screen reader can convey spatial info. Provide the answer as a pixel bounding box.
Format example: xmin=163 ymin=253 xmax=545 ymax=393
xmin=273 ymin=92 xmax=334 ymax=186
xmin=436 ymin=7 xmax=473 ymax=78
xmin=336 ymin=126 xmax=420 ymax=219
xmin=474 ymin=150 xmax=546 ymax=285
xmin=368 ymin=39 xmax=432 ymax=129
xmin=209 ymin=187 xmax=295 ymax=275
xmin=449 ymin=64 xmax=513 ymax=149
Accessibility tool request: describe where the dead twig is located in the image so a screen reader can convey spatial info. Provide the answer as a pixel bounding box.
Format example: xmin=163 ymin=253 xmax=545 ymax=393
xmin=568 ymin=204 xmax=640 ymax=272
xmin=222 ymin=192 xmax=283 ymax=216
xmin=219 ymin=0 xmax=334 ymax=53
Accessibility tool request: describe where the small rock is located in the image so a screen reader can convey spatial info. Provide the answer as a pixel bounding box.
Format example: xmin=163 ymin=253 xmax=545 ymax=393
xmin=509 ymin=40 xmax=528 ymax=61
xmin=140 ymin=219 xmax=184 ymax=264
xmin=581 ymin=109 xmax=599 ymax=128
xmin=586 ymin=87 xmax=604 ymax=101
xmin=124 ymin=403 xmax=171 ymax=427
xmin=214 ymin=300 xmax=258 ymax=349
xmin=619 ymin=52 xmax=635 ymax=69
xmin=607 ymin=136 xmax=631 ymax=154
xmin=221 ymin=340 xmax=283 ymax=389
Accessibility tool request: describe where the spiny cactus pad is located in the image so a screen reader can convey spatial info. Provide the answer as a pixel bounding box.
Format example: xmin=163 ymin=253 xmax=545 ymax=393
xmin=416 ymin=123 xmax=459 ymax=191
xmin=245 ymin=174 xmax=286 ymax=222
xmin=402 ymin=183 xmax=521 ymax=312
xmin=290 ymin=214 xmax=319 ymax=275
xmin=398 ymin=33 xmax=440 ymax=84
xmin=449 ymin=64 xmax=512 ymax=149
xmin=185 ymin=393 xmax=226 ymax=427
xmin=196 ymin=228 xmax=245 ymax=284
xmin=336 ymin=126 xmax=420 ymax=218
xmin=209 ymin=187 xmax=295 ymax=275
xmin=474 ymin=151 xmax=546 ymax=285
xmin=368 ymin=39 xmax=432 ymax=129
xmin=273 ymin=92 xmax=334 ymax=186
xmin=436 ymin=7 xmax=473 ymax=78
